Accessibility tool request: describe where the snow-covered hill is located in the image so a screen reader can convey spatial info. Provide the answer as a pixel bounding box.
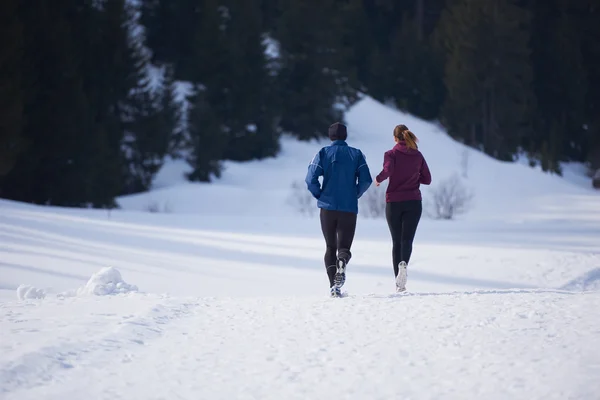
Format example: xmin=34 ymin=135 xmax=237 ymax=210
xmin=118 ymin=96 xmax=599 ymax=224
xmin=1 ymin=96 xmax=599 ymax=399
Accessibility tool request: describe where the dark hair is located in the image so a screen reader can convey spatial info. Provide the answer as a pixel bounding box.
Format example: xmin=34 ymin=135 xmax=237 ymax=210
xmin=328 ymin=122 xmax=348 ymax=141
xmin=393 ymin=124 xmax=418 ymax=150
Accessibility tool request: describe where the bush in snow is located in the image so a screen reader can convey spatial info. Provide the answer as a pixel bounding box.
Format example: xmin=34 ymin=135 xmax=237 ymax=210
xmin=77 ymin=267 xmax=138 ymax=296
xmin=593 ymin=169 xmax=600 ymax=189
xmin=145 ymin=200 xmax=173 ymax=213
xmin=17 ymin=285 xmax=46 ymax=300
xmin=287 ymin=180 xmax=317 ymax=217
xmin=359 ymin=182 xmax=387 ymax=219
xmin=424 ymin=174 xmax=474 ymax=220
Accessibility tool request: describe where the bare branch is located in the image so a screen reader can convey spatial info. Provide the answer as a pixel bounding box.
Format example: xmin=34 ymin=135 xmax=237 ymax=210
xmin=287 ymin=180 xmax=317 ymax=217
xmin=424 ymin=174 xmax=474 ymax=220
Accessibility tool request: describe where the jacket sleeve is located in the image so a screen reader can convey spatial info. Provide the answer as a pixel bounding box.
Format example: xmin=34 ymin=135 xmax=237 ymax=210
xmin=420 ymin=157 xmax=432 ymax=185
xmin=375 ymin=151 xmax=394 ymax=183
xmin=356 ymin=151 xmax=373 ymax=199
xmin=305 ymin=150 xmax=324 ymax=199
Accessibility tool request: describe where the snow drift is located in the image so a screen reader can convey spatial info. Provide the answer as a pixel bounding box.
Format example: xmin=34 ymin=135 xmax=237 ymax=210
xmin=560 ymin=268 xmax=600 ymax=292
xmin=16 ymin=285 xmax=46 ymax=300
xmin=76 ymin=267 xmax=139 ymax=296
xmin=16 ymin=267 xmax=138 ymax=300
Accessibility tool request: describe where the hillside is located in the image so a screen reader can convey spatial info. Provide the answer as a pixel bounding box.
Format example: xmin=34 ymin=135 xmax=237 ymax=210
xmin=1 ymin=96 xmax=599 ymax=400
xmin=117 ymin=96 xmax=599 ymax=224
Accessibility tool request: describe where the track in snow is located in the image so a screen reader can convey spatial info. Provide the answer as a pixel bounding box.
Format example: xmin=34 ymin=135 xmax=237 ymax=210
xmin=2 ymin=290 xmax=600 ymax=400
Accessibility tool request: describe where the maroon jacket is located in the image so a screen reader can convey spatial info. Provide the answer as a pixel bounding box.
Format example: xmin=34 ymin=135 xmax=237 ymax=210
xmin=375 ymin=141 xmax=432 ymax=202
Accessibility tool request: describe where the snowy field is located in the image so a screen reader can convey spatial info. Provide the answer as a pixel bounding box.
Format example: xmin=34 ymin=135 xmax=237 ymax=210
xmin=2 ymin=96 xmax=600 ymax=399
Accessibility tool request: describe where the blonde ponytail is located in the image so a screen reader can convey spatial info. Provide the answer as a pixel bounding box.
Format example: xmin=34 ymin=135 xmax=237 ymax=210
xmin=393 ymin=124 xmax=418 ymax=150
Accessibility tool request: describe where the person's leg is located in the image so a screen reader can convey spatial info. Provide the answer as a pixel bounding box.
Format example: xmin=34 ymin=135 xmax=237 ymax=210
xmin=320 ymin=208 xmax=338 ymax=287
xmin=400 ymin=200 xmax=423 ymax=264
xmin=336 ymin=211 xmax=357 ymax=264
xmin=332 ymin=211 xmax=357 ymax=288
xmin=385 ymin=202 xmax=403 ymax=277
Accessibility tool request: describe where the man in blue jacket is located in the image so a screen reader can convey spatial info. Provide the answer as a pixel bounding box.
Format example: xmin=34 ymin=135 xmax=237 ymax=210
xmin=305 ymin=122 xmax=373 ymax=297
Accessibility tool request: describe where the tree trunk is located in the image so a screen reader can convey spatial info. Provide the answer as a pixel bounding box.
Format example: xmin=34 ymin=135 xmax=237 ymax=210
xmin=490 ymin=84 xmax=498 ymax=156
xmin=415 ymin=0 xmax=424 ymax=42
xmin=593 ymin=168 xmax=600 ymax=189
xmin=481 ymin=89 xmax=489 ymax=153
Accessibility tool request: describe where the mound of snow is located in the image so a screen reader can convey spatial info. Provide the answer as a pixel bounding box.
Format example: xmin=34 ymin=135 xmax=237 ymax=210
xmin=77 ymin=267 xmax=139 ymax=296
xmin=560 ymin=268 xmax=600 ymax=292
xmin=16 ymin=285 xmax=46 ymax=300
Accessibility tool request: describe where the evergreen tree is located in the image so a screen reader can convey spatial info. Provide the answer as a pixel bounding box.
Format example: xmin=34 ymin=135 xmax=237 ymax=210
xmin=140 ymin=0 xmax=201 ymax=81
xmin=218 ymin=0 xmax=281 ymax=160
xmin=161 ymin=71 xmax=184 ymax=158
xmin=344 ymin=0 xmax=446 ymax=119
xmin=2 ymin=0 xmax=147 ymax=206
xmin=2 ymin=1 xmax=98 ymax=206
xmin=141 ymin=0 xmax=233 ymax=177
xmin=117 ymin=1 xmax=182 ymax=195
xmin=527 ymin=0 xmax=589 ymax=173
xmin=387 ymin=14 xmax=445 ymax=119
xmin=186 ymin=86 xmax=226 ymax=182
xmin=274 ymin=0 xmax=358 ymax=140
xmin=436 ymin=0 xmax=535 ymax=161
xmin=89 ymin=0 xmax=141 ymax=203
xmin=260 ymin=0 xmax=282 ymax=32
xmin=0 ymin=0 xmax=25 ymax=179
xmin=122 ymin=84 xmax=175 ymax=194
xmin=160 ymin=0 xmax=282 ymax=163
xmin=355 ymin=0 xmax=413 ymax=99
xmin=579 ymin=0 xmax=600 ymax=171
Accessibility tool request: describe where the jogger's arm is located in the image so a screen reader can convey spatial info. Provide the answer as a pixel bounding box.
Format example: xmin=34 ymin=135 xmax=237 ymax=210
xmin=356 ymin=151 xmax=372 ymax=199
xmin=375 ymin=151 xmax=394 ymax=183
xmin=419 ymin=157 xmax=432 ymax=185
xmin=305 ymin=150 xmax=324 ymax=198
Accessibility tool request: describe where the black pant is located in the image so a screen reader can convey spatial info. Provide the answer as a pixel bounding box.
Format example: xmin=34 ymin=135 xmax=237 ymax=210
xmin=320 ymin=209 xmax=357 ymax=287
xmin=385 ymin=200 xmax=422 ymax=277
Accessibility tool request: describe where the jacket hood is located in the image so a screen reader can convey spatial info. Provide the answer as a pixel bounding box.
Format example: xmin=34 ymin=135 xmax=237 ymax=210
xmin=395 ymin=141 xmax=419 ymax=154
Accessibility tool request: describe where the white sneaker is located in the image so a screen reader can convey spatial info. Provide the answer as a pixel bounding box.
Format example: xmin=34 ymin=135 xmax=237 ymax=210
xmin=334 ymin=259 xmax=346 ymax=288
xmin=330 ymin=286 xmax=342 ymax=298
xmin=396 ymin=261 xmax=407 ymax=292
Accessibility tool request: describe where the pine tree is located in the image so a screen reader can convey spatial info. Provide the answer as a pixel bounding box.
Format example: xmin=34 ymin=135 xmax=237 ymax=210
xmin=2 ymin=0 xmax=146 ymax=206
xmin=162 ymin=71 xmax=184 ymax=158
xmin=186 ymin=87 xmax=226 ymax=182
xmin=332 ymin=0 xmax=371 ymax=92
xmin=2 ymin=1 xmax=99 ymax=206
xmin=166 ymin=0 xmax=282 ymax=162
xmin=387 ymin=14 xmax=445 ymax=119
xmin=0 ymin=0 xmax=25 ymax=179
xmin=89 ymin=0 xmax=141 ymax=203
xmin=274 ymin=0 xmax=358 ymax=140
xmin=578 ymin=0 xmax=600 ymax=171
xmin=122 ymin=68 xmax=180 ymax=194
xmin=342 ymin=0 xmax=446 ymax=119
xmin=140 ymin=0 xmax=201 ymax=81
xmin=526 ymin=0 xmax=589 ymax=173
xmin=260 ymin=0 xmax=281 ymax=32
xmin=437 ymin=0 xmax=535 ymax=161
xmin=219 ymin=0 xmax=280 ymax=161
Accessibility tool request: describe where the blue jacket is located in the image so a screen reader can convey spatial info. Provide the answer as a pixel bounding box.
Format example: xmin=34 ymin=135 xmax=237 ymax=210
xmin=305 ymin=140 xmax=373 ymax=214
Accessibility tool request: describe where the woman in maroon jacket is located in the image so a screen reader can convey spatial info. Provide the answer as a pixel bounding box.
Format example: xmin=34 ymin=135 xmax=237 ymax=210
xmin=375 ymin=124 xmax=432 ymax=292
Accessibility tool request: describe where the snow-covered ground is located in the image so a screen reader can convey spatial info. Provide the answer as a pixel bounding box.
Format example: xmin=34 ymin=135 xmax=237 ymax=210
xmin=1 ymin=96 xmax=599 ymax=399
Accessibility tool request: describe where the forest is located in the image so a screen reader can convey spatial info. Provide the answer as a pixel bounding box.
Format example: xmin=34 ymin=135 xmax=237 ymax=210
xmin=1 ymin=0 xmax=599 ymax=207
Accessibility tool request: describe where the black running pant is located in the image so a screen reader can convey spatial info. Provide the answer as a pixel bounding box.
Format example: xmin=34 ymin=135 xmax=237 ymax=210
xmin=385 ymin=200 xmax=422 ymax=277
xmin=320 ymin=209 xmax=357 ymax=287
